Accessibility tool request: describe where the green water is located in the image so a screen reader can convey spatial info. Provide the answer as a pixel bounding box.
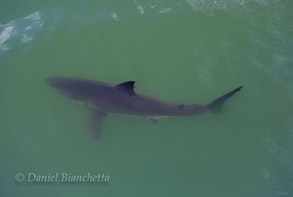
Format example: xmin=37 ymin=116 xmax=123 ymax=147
xmin=1 ymin=0 xmax=293 ymax=196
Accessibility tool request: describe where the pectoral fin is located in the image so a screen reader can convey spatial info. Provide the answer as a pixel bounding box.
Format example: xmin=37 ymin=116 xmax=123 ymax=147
xmin=86 ymin=107 xmax=107 ymax=138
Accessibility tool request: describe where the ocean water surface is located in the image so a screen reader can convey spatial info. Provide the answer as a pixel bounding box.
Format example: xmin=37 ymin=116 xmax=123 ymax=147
xmin=1 ymin=0 xmax=293 ymax=196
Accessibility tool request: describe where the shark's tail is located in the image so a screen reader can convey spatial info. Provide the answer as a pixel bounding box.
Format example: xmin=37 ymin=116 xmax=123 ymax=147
xmin=207 ymin=86 xmax=243 ymax=111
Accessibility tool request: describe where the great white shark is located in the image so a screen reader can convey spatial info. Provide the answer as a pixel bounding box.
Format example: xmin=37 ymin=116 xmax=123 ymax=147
xmin=46 ymin=77 xmax=242 ymax=137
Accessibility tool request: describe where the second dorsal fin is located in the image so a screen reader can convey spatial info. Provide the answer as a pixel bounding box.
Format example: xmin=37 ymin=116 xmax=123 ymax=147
xmin=178 ymin=104 xmax=184 ymax=108
xmin=115 ymin=81 xmax=136 ymax=97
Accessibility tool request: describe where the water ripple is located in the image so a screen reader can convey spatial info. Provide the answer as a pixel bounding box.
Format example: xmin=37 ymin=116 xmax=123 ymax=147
xmin=259 ymin=133 xmax=293 ymax=195
xmin=137 ymin=5 xmax=145 ymax=15
xmin=0 ymin=11 xmax=42 ymax=54
xmin=158 ymin=7 xmax=172 ymax=14
xmin=111 ymin=12 xmax=120 ymax=21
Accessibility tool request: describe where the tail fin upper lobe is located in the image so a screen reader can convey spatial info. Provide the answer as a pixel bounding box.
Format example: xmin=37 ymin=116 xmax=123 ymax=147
xmin=207 ymin=86 xmax=243 ymax=111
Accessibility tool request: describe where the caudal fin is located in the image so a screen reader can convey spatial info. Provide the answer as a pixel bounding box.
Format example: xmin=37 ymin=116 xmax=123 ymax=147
xmin=207 ymin=86 xmax=243 ymax=111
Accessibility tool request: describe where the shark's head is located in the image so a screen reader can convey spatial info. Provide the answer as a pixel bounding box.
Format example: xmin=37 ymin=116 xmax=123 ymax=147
xmin=46 ymin=77 xmax=87 ymax=101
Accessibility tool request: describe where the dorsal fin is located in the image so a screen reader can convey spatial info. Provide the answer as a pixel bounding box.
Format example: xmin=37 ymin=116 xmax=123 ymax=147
xmin=115 ymin=81 xmax=137 ymax=97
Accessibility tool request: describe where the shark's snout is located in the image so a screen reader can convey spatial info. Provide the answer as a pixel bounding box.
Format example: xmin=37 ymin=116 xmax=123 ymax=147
xmin=45 ymin=77 xmax=64 ymax=88
xmin=45 ymin=77 xmax=86 ymax=101
xmin=45 ymin=77 xmax=70 ymax=92
xmin=45 ymin=78 xmax=54 ymax=86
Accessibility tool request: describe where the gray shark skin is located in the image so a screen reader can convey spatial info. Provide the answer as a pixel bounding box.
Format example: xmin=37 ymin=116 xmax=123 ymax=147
xmin=46 ymin=77 xmax=242 ymax=138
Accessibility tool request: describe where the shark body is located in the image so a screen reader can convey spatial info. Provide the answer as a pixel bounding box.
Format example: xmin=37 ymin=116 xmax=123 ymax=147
xmin=46 ymin=77 xmax=242 ymax=137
